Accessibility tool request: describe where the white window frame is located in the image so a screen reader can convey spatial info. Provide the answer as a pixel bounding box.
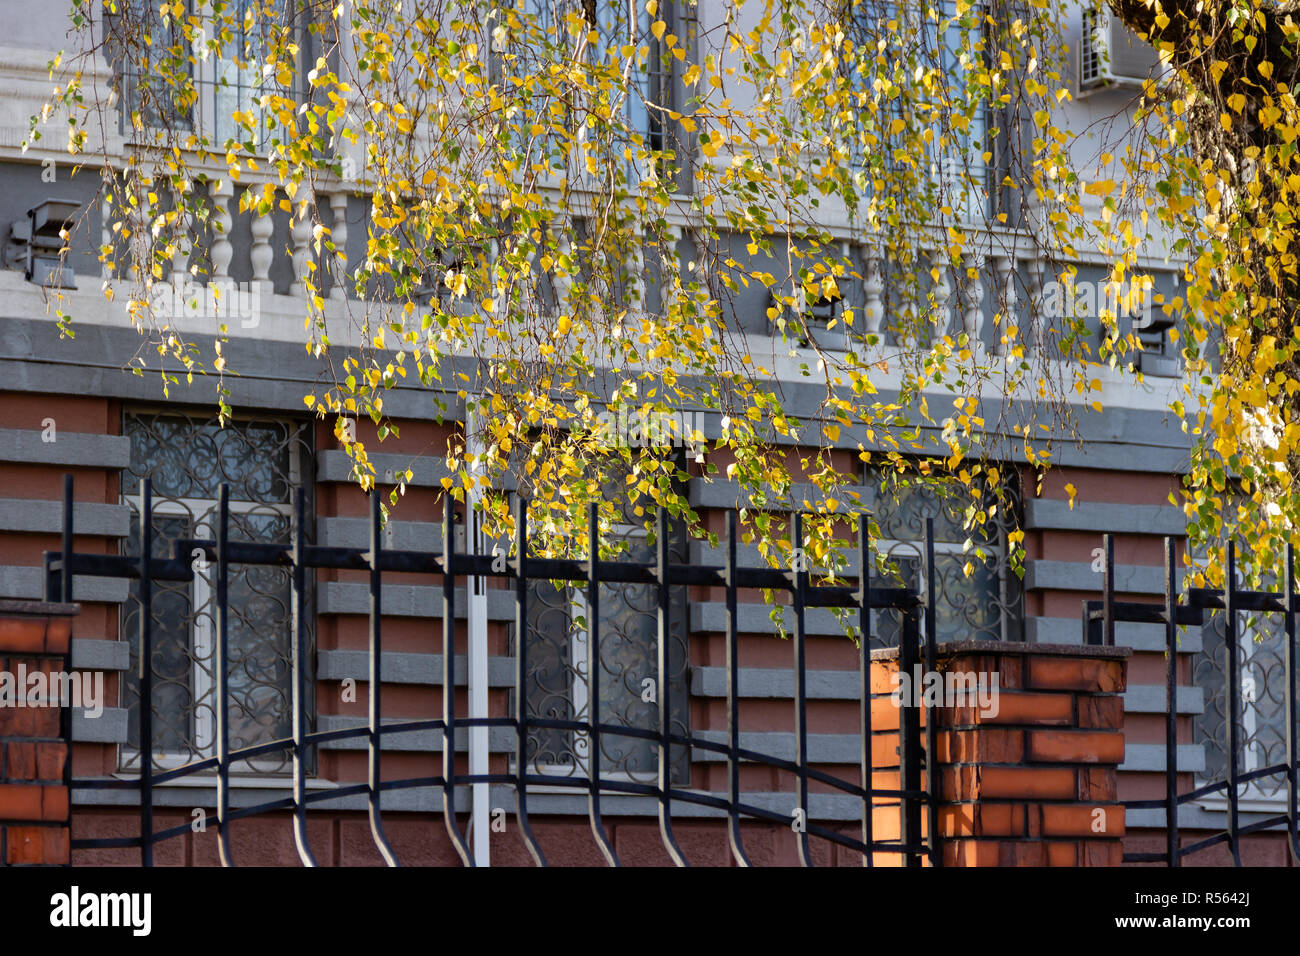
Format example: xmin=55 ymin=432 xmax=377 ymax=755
xmin=113 ymin=0 xmax=310 ymax=157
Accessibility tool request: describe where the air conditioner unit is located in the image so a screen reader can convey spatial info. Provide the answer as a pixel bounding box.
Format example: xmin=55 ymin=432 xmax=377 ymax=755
xmin=1080 ymin=7 xmax=1160 ymax=91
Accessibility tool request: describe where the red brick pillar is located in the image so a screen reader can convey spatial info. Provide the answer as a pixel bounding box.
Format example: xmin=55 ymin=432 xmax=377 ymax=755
xmin=0 ymin=600 xmax=78 ymax=866
xmin=871 ymin=640 xmax=1130 ymax=866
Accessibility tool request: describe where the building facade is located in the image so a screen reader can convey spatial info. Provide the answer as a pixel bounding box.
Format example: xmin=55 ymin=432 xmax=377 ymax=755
xmin=0 ymin=0 xmax=1292 ymax=866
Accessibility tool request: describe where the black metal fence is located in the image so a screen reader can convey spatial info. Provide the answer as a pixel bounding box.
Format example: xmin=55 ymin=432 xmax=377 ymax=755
xmin=1084 ymin=534 xmax=1300 ymax=865
xmin=45 ymin=474 xmax=943 ymax=867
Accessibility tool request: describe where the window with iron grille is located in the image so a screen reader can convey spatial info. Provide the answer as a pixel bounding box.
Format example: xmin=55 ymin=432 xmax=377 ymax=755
xmin=118 ymin=410 xmax=315 ymax=775
xmin=1194 ymin=599 xmax=1299 ymax=809
xmin=508 ymin=459 xmax=691 ymax=786
xmin=105 ymin=0 xmax=325 ymax=154
xmin=862 ymin=463 xmax=1023 ymax=645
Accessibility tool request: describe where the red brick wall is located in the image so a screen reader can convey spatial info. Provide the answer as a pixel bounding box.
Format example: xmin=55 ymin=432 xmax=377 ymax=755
xmin=0 ymin=600 xmax=77 ymax=865
xmin=870 ymin=642 xmax=1130 ymax=866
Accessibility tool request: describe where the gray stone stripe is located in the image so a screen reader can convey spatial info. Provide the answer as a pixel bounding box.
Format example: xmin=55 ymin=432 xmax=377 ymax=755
xmin=691 ymin=731 xmax=860 ymax=764
xmin=71 ymin=638 xmax=131 ymax=671
xmin=689 ymin=665 xmax=1204 ymax=716
xmin=320 ymin=516 xmax=449 ymax=551
xmin=691 ymin=666 xmax=861 ymax=700
xmin=688 ymin=540 xmax=861 ymax=575
xmin=1122 ymin=684 xmax=1204 ymax=715
xmin=316 ymin=715 xmax=515 ymax=752
xmin=71 ymin=707 xmax=129 ymax=744
xmin=317 ymin=450 xmax=453 ymax=487
xmin=688 ymin=480 xmax=874 ymax=512
xmin=1124 ymin=804 xmax=1297 ymax=831
xmin=1025 ymin=616 xmax=1204 ymax=652
xmin=690 ymin=601 xmax=857 ymax=637
xmin=317 ymin=583 xmax=515 ymax=619
xmin=0 ymin=566 xmax=128 ymax=603
xmin=0 ymin=318 xmax=1196 ymax=463
xmin=0 ymin=428 xmax=130 ymax=468
xmin=317 ymin=650 xmax=515 ymax=687
xmin=1120 ymin=744 xmax=1206 ymax=774
xmin=0 ymin=498 xmax=129 ymax=537
xmin=1024 ymin=498 xmax=1186 ymax=536
xmin=1026 ymin=559 xmax=1181 ymax=595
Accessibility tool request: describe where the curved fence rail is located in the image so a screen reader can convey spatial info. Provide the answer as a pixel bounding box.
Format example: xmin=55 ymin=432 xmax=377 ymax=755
xmin=1084 ymin=534 xmax=1300 ymax=866
xmin=45 ymin=474 xmax=942 ymax=867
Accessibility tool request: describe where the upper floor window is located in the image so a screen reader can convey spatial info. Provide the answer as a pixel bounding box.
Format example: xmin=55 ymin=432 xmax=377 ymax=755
xmin=119 ymin=410 xmax=314 ymax=775
xmin=489 ymin=0 xmax=681 ymax=185
xmin=107 ymin=0 xmax=320 ymax=154
xmin=848 ymin=0 xmax=990 ymax=222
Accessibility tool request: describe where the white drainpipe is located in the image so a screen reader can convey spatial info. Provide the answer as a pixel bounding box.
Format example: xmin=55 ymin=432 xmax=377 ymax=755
xmin=466 ymin=404 xmax=491 ymax=866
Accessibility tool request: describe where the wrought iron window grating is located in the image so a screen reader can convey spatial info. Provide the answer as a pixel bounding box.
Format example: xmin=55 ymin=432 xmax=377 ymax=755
xmin=1083 ymin=533 xmax=1300 ymax=866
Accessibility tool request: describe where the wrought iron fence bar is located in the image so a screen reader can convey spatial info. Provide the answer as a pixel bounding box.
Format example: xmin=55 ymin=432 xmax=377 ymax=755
xmin=60 ymin=474 xmax=73 ymax=602
xmin=858 ymin=512 xmax=873 ymax=867
xmin=53 ymin=535 xmax=919 ymax=610
xmin=1083 ymin=599 xmax=1204 ymax=627
xmin=1234 ymin=814 xmax=1296 ymax=837
xmin=586 ymin=502 xmax=619 ymax=865
xmin=900 ymin=593 xmax=922 ymax=868
xmin=656 ymin=507 xmax=687 ymax=866
xmin=291 ymin=488 xmax=317 ymax=866
xmin=1187 ymin=587 xmax=1294 ymax=613
xmin=1163 ymin=536 xmax=1179 ymax=867
xmin=1102 ymin=533 xmax=1114 ymax=646
xmin=924 ymin=518 xmax=940 ymax=867
xmin=1176 ymin=830 xmax=1230 ymax=859
xmin=725 ymin=509 xmax=751 ymax=866
xmin=792 ymin=512 xmax=812 ymax=866
xmin=442 ymin=494 xmax=473 ymax=865
xmin=367 ymin=490 xmax=400 ymax=867
xmin=72 ymin=836 xmax=143 ymax=850
xmin=138 ymin=477 xmax=155 ymax=868
xmin=1224 ymin=538 xmax=1243 ymax=866
xmin=512 ymin=495 xmax=546 ymax=865
xmin=1288 ymin=544 xmax=1300 ymax=863
xmin=215 ymin=484 xmax=235 ymax=867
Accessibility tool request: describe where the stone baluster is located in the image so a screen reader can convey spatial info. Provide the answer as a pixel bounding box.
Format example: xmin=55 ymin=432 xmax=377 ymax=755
xmin=931 ymin=247 xmax=951 ymax=336
xmin=170 ymin=192 xmax=191 ymax=286
xmin=248 ymin=187 xmax=275 ymax=295
xmin=291 ymin=187 xmax=315 ymax=299
xmin=100 ymin=191 xmax=114 ymax=282
xmin=329 ymin=190 xmax=349 ymax=300
xmin=961 ymin=252 xmax=986 ymax=348
xmin=862 ymin=243 xmax=884 ymax=338
xmin=209 ymin=180 xmax=234 ymax=286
